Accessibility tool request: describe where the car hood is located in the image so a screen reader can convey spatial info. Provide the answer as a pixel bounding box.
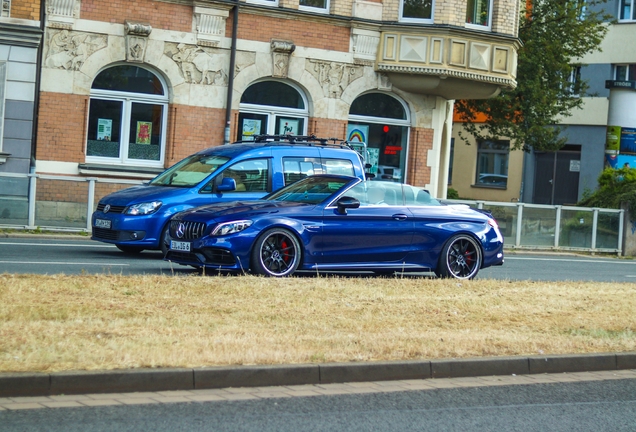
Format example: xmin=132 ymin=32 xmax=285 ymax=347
xmin=99 ymin=184 xmax=193 ymax=205
xmin=174 ymin=200 xmax=306 ymax=221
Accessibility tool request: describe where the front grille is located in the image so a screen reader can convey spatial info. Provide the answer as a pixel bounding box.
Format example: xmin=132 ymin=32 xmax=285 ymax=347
xmin=92 ymin=227 xmax=119 ymax=240
xmin=170 ymin=220 xmax=207 ymax=240
xmin=96 ymin=203 xmax=127 ymax=214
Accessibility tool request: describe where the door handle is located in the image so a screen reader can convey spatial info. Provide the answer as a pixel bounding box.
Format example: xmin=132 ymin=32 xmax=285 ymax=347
xmin=392 ymin=214 xmax=408 ymax=221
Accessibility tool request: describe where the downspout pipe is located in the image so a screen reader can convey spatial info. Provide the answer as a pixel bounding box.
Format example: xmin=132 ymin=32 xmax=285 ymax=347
xmin=30 ymin=0 xmax=46 ymax=171
xmin=223 ymin=0 xmax=239 ymax=145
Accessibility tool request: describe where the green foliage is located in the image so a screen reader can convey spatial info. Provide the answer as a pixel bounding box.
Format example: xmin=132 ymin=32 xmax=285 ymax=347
xmin=578 ymin=167 xmax=636 ymax=214
xmin=455 ymin=0 xmax=611 ymax=152
xmin=446 ymin=187 xmax=459 ymax=199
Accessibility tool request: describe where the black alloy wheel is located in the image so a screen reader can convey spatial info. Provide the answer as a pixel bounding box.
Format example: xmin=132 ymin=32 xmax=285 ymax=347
xmin=436 ymin=234 xmax=482 ymax=280
xmin=251 ymin=228 xmax=301 ymax=277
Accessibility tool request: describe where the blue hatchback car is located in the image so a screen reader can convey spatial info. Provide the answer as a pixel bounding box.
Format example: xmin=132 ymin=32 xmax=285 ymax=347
xmin=91 ymin=136 xmax=366 ymax=254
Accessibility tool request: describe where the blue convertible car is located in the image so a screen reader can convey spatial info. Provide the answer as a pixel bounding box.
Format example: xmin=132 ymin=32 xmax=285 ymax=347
xmin=164 ymin=175 xmax=504 ymax=279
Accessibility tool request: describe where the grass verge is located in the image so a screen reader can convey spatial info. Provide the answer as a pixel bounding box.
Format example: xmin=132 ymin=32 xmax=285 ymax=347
xmin=1 ymin=274 xmax=635 ymax=373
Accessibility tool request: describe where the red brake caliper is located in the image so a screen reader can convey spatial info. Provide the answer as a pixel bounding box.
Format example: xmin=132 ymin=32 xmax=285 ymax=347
xmin=281 ymin=239 xmax=290 ymax=263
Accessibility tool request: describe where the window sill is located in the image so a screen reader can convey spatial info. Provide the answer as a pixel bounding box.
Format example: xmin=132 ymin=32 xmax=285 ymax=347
xmin=471 ymin=184 xmax=507 ymax=190
xmin=79 ymin=163 xmax=164 ymax=179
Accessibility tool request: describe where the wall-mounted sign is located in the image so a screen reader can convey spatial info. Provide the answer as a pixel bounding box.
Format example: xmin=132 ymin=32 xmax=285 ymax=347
xmin=621 ymin=127 xmax=636 ymax=155
xmin=605 ymin=80 xmax=636 ymax=90
xmin=569 ymin=160 xmax=580 ymax=172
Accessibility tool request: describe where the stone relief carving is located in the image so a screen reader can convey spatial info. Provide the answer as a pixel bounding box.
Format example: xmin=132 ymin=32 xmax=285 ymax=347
xmin=165 ymin=42 xmax=228 ymax=85
xmin=125 ymin=21 xmax=152 ymax=63
xmin=271 ymin=40 xmax=295 ymax=79
xmin=45 ymin=29 xmax=107 ymax=70
xmin=377 ymin=73 xmax=392 ymax=91
xmin=306 ymin=60 xmax=363 ymax=99
xmin=234 ymin=51 xmax=256 ymax=77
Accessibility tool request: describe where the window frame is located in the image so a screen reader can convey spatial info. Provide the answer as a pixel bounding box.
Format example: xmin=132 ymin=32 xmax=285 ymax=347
xmin=238 ymin=80 xmax=309 ymax=140
xmin=566 ymin=66 xmax=582 ymax=97
xmin=614 ymin=64 xmax=636 ymax=81
xmin=348 ymin=92 xmax=411 ymax=183
xmin=465 ymin=0 xmax=493 ymax=30
xmin=246 ymin=0 xmax=279 ymax=6
xmin=299 ymin=0 xmax=330 ymax=14
xmin=86 ymin=66 xmax=169 ymax=168
xmin=399 ymin=0 xmax=435 ymax=24
xmin=474 ymin=139 xmax=510 ymax=189
xmin=619 ymin=0 xmax=636 ymax=21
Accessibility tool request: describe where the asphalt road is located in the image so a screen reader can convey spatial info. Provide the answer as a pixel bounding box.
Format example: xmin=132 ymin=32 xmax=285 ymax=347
xmin=2 ymin=378 xmax=635 ymax=431
xmin=0 ymin=236 xmax=635 ymax=281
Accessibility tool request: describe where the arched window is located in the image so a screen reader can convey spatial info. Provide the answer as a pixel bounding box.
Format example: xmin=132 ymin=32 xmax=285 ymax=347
xmin=348 ymin=92 xmax=410 ymax=182
xmin=86 ymin=65 xmax=169 ymax=167
xmin=237 ymin=80 xmax=308 ymax=140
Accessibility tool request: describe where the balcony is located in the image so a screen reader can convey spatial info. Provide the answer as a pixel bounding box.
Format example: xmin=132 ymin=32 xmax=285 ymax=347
xmin=376 ymin=27 xmax=520 ymax=100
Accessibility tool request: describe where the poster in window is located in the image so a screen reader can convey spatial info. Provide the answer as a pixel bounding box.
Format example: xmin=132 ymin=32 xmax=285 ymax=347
xmin=136 ymin=121 xmax=152 ymax=144
xmin=242 ymin=119 xmax=261 ymax=141
xmin=97 ymin=118 xmax=112 ymax=141
xmin=278 ymin=118 xmax=299 ymax=136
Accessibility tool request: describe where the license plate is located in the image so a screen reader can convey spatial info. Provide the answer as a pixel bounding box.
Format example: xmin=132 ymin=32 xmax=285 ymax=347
xmin=95 ymin=218 xmax=111 ymax=229
xmin=170 ymin=240 xmax=191 ymax=252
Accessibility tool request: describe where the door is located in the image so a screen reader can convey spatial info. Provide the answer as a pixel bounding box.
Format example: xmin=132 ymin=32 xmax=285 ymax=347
xmin=532 ymin=146 xmax=581 ymax=205
xmin=316 ymin=206 xmax=414 ymax=265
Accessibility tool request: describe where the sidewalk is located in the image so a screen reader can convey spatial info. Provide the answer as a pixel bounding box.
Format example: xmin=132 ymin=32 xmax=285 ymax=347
xmin=3 ymin=369 xmax=636 ymax=411
xmin=2 ymin=352 xmax=635 ymax=398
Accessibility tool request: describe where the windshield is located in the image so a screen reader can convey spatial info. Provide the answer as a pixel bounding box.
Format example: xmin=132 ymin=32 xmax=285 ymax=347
xmin=150 ymin=155 xmax=230 ymax=187
xmin=341 ymin=181 xmax=442 ymax=206
xmin=267 ymin=176 xmax=352 ymax=204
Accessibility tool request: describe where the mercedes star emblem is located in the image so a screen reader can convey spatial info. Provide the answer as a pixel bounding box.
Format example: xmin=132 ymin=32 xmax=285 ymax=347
xmin=176 ymin=223 xmax=186 ymax=239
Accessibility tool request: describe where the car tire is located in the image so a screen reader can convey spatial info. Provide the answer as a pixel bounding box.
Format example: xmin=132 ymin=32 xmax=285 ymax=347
xmin=160 ymin=224 xmax=170 ymax=257
xmin=436 ymin=234 xmax=482 ymax=280
xmin=251 ymin=228 xmax=301 ymax=277
xmin=116 ymin=245 xmax=145 ymax=254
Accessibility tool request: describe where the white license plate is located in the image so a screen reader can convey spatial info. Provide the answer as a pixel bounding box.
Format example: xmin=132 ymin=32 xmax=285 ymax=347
xmin=95 ymin=218 xmax=111 ymax=229
xmin=170 ymin=240 xmax=191 ymax=252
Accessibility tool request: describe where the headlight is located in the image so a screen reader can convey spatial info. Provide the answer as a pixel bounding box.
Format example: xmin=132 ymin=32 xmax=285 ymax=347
xmin=125 ymin=201 xmax=162 ymax=215
xmin=212 ymin=220 xmax=253 ymax=236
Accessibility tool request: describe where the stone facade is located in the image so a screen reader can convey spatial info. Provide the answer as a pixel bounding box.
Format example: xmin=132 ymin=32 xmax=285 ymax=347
xmin=33 ymin=0 xmax=521 ymax=202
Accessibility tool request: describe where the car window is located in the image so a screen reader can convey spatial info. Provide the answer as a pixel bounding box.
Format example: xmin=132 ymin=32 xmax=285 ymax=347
xmin=268 ymin=176 xmax=350 ymax=204
xmin=345 ymin=182 xmax=401 ymax=206
xmin=151 ymin=155 xmax=229 ymax=187
xmin=323 ymin=158 xmax=354 ymax=176
xmin=283 ymin=157 xmax=321 ymax=185
xmin=218 ymin=158 xmax=270 ymax=193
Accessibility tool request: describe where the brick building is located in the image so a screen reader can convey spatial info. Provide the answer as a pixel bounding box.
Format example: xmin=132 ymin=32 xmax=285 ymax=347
xmin=9 ymin=0 xmax=520 ymax=224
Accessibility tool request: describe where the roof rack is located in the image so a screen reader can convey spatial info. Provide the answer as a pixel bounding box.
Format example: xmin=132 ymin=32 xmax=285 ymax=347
xmin=241 ymin=134 xmax=352 ymax=149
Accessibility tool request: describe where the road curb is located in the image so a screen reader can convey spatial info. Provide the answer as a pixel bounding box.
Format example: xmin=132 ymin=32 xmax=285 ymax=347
xmin=1 ymin=352 xmax=634 ymax=398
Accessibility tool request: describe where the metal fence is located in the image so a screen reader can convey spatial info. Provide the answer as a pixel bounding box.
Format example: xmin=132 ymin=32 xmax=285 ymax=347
xmin=0 ymin=172 xmax=625 ymax=254
xmin=446 ymin=199 xmax=624 ymax=254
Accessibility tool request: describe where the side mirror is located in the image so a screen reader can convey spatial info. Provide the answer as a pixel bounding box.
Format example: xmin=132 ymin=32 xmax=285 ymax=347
xmin=216 ymin=177 xmax=237 ymax=192
xmin=336 ymin=196 xmax=360 ymax=215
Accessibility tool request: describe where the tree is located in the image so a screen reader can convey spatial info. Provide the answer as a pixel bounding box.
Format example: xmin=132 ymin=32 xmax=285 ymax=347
xmin=455 ymin=0 xmax=611 ymax=152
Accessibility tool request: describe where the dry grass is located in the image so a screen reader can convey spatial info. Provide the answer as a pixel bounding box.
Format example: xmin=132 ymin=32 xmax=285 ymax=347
xmin=1 ymin=273 xmax=635 ymax=373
